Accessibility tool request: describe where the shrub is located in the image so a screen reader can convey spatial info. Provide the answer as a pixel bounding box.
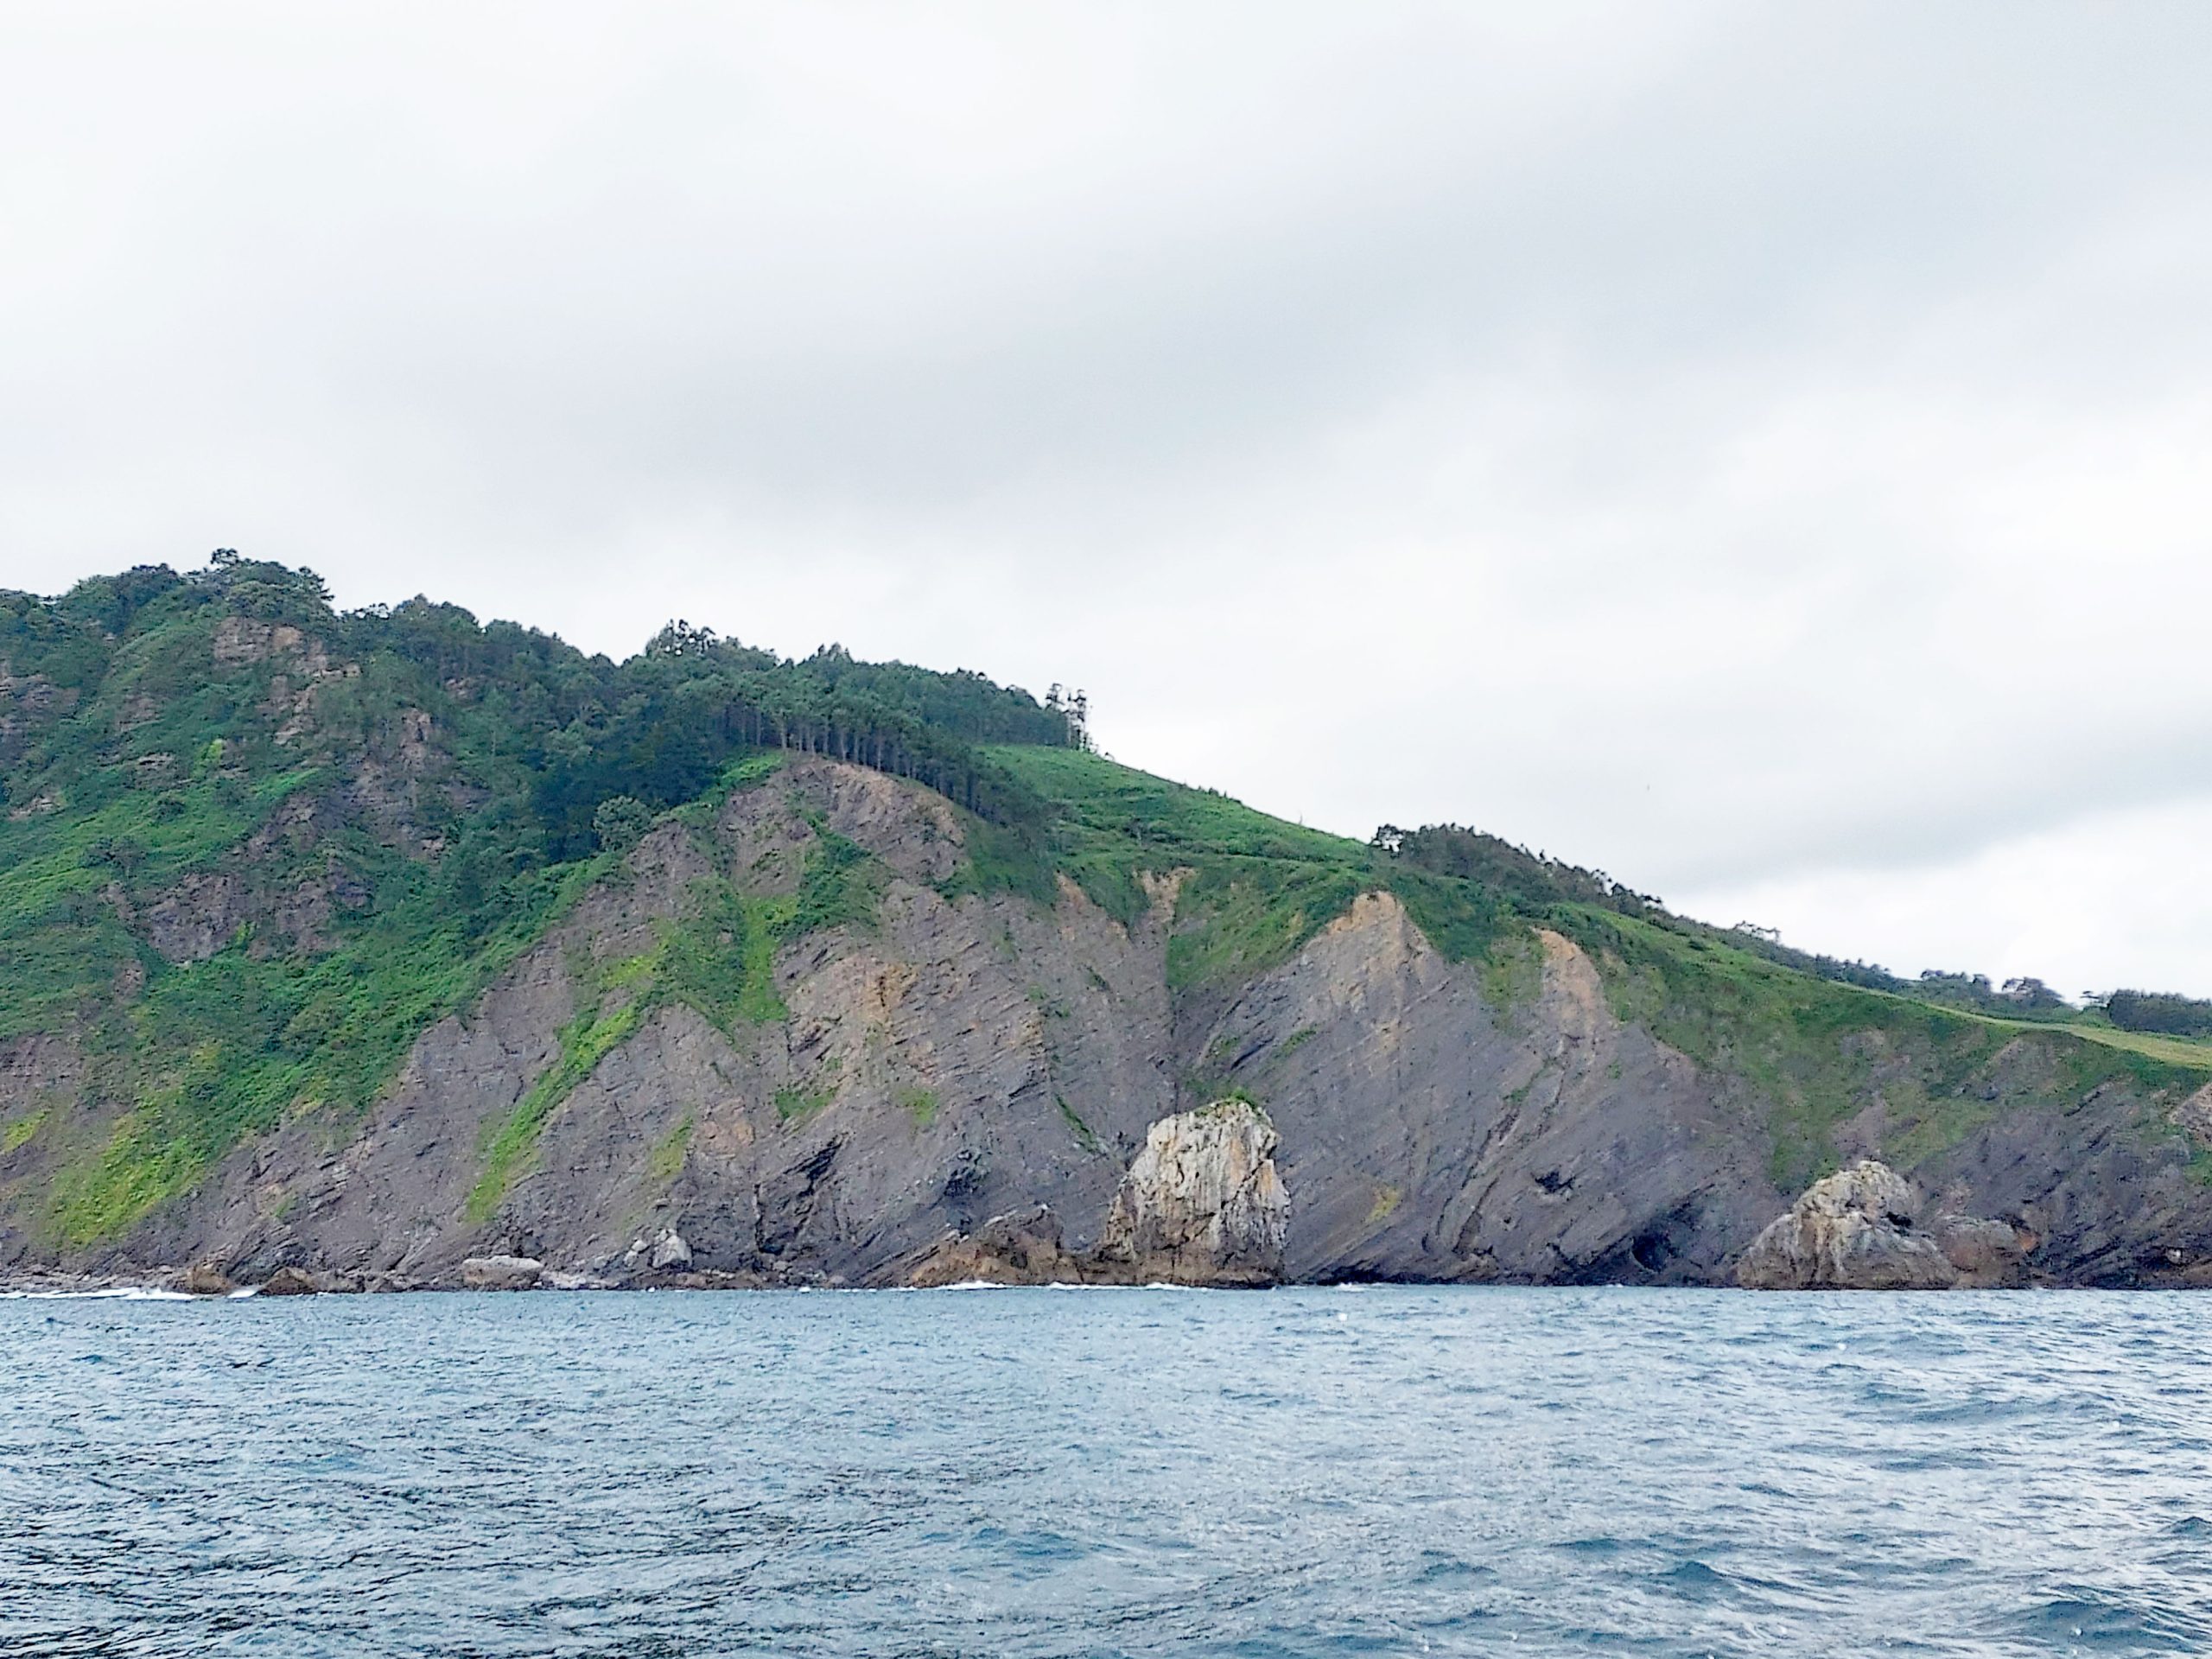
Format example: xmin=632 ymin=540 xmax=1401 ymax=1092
xmin=592 ymin=795 xmax=653 ymax=855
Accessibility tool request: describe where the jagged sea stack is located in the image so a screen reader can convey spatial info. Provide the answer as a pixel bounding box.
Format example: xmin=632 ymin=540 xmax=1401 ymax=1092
xmin=1093 ymin=1100 xmax=1289 ymax=1286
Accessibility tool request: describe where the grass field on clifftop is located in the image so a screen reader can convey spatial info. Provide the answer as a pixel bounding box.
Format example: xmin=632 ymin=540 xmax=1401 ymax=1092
xmin=985 ymin=744 xmax=1512 ymax=989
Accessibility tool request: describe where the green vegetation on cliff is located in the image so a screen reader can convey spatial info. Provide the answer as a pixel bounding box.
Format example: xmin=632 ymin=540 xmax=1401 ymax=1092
xmin=982 ymin=745 xmax=2212 ymax=1192
xmin=4 ymin=555 xmax=2209 ymax=1249
xmin=1560 ymin=906 xmax=2201 ymax=1192
xmin=461 ymin=820 xmax=903 ymax=1216
xmin=0 ymin=557 xmax=1059 ymax=1243
xmin=983 ymin=746 xmax=1511 ymax=990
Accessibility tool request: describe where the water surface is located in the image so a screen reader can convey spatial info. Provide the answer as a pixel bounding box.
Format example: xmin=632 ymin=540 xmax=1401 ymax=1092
xmin=5 ymin=1287 xmax=2209 ymax=1656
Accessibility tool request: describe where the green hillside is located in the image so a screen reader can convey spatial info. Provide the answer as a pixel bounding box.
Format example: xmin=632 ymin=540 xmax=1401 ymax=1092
xmin=0 ymin=556 xmax=1066 ymax=1241
xmin=3 ymin=556 xmax=2208 ymax=1244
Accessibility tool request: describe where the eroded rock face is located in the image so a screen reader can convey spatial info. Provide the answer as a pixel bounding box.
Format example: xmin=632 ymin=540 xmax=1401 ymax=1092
xmin=29 ymin=753 xmax=2205 ymax=1294
xmin=181 ymin=1262 xmax=233 ymax=1296
xmin=1935 ymin=1216 xmax=2031 ymax=1287
xmin=1737 ymin=1161 xmax=2028 ymax=1290
xmin=2175 ymin=1083 xmax=2212 ymax=1149
xmin=459 ymin=1255 xmax=542 ymax=1291
xmin=143 ymin=873 xmax=250 ymax=965
xmin=901 ymin=1206 xmax=1083 ymax=1287
xmin=1094 ymin=1101 xmax=1288 ymax=1285
xmin=1198 ymin=904 xmax=1780 ymax=1287
xmin=899 ymin=1103 xmax=1289 ymax=1287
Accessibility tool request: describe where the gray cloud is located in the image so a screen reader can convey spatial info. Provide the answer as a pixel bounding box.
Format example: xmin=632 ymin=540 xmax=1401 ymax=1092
xmin=5 ymin=1 xmax=2212 ymax=988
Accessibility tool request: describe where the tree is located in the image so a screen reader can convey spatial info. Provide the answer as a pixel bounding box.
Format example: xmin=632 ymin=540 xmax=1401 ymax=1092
xmin=2104 ymin=988 xmax=2212 ymax=1038
xmin=592 ymin=795 xmax=652 ymax=855
xmin=2000 ymin=976 xmax=2065 ymax=1011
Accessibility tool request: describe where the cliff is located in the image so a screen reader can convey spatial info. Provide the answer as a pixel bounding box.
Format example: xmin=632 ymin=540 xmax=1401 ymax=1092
xmin=5 ymin=561 xmax=2212 ymax=1290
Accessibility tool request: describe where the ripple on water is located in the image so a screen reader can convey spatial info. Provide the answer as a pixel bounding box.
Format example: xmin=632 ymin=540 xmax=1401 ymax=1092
xmin=1982 ymin=1590 xmax=2212 ymax=1654
xmin=5 ymin=1286 xmax=2212 ymax=1657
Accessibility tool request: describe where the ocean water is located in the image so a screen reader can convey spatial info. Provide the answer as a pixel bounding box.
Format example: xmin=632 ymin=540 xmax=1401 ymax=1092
xmin=4 ymin=1287 xmax=2210 ymax=1657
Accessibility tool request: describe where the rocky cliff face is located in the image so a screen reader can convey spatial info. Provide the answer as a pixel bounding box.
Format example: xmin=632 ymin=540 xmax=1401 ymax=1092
xmin=14 ymin=760 xmax=1182 ymax=1287
xmin=1193 ymin=899 xmax=1779 ymax=1285
xmin=7 ymin=753 xmax=2212 ymax=1291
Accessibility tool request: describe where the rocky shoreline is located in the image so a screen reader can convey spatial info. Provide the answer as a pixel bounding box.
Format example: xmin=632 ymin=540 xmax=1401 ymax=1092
xmin=12 ymin=756 xmax=2212 ymax=1296
xmin=11 ymin=556 xmax=2212 ymax=1306
xmin=15 ymin=1151 xmax=2204 ymax=1296
xmin=0 ymin=1262 xmax=788 ymax=1296
xmin=5 ymin=1099 xmax=1299 ymax=1297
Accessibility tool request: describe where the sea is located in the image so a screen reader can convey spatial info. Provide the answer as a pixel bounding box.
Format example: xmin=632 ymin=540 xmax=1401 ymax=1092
xmin=3 ymin=1285 xmax=2209 ymax=1657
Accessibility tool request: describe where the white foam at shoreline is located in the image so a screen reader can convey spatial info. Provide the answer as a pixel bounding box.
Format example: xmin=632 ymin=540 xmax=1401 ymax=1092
xmin=1 ymin=1286 xmax=194 ymax=1301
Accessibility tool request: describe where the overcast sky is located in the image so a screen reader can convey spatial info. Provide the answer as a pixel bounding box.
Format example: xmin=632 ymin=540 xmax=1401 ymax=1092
xmin=5 ymin=3 xmax=2210 ymax=995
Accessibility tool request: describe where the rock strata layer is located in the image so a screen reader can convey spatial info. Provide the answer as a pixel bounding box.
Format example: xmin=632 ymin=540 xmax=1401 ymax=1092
xmin=902 ymin=1206 xmax=1084 ymax=1287
xmin=1738 ymin=1160 xmax=2029 ymax=1290
xmin=12 ymin=754 xmax=2209 ymax=1293
xmin=905 ymin=1101 xmax=1290 ymax=1287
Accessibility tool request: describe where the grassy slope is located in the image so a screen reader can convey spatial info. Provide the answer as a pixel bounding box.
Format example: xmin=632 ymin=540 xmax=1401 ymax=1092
xmin=985 ymin=745 xmax=1514 ymax=990
xmin=0 ymin=644 xmax=619 ymax=1241
xmin=989 ymin=745 xmax=2212 ymax=1192
xmin=1567 ymin=906 xmax=2212 ymax=1191
xmin=6 ymin=743 xmax=892 ymax=1243
xmin=16 ymin=820 xmax=615 ymax=1244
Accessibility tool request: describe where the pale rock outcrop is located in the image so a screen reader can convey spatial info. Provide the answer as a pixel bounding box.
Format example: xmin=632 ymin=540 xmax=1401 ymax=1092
xmin=1093 ymin=1100 xmax=1288 ymax=1285
xmin=1738 ymin=1161 xmax=1950 ymax=1289
xmin=899 ymin=1101 xmax=1290 ymax=1287
xmin=1737 ymin=1160 xmax=2028 ymax=1289
xmin=181 ymin=1262 xmax=234 ymax=1296
xmin=902 ymin=1206 xmax=1083 ymax=1287
xmin=620 ymin=1228 xmax=694 ymax=1273
xmin=459 ymin=1255 xmax=542 ymax=1291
